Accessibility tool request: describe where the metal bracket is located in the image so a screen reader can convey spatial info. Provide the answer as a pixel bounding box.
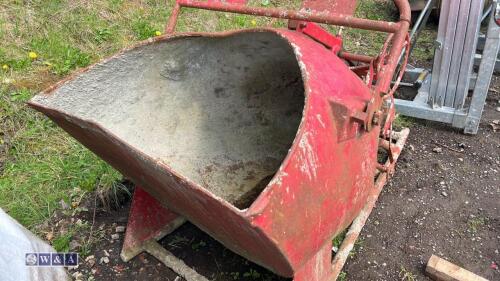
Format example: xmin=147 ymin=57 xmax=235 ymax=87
xmin=289 ymin=21 xmax=343 ymax=53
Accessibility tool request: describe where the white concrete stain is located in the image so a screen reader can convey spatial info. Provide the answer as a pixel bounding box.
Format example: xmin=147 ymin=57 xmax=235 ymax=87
xmin=269 ymin=171 xmax=288 ymax=186
xmin=290 ymin=42 xmax=311 ymax=81
xmin=298 ymin=132 xmax=318 ymax=180
xmin=316 ymin=114 xmax=326 ymax=128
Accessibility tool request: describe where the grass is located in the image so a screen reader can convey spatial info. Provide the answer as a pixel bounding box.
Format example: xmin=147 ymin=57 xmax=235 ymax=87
xmin=0 ymin=0 xmax=174 ymax=229
xmin=411 ymin=25 xmax=438 ymax=62
xmin=1 ymin=0 xmax=426 ymax=232
xmin=49 ymin=218 xmax=105 ymax=257
xmin=52 ymin=232 xmax=72 ymax=252
xmin=393 ymin=115 xmax=416 ymax=129
xmin=341 ymin=0 xmax=398 ymax=56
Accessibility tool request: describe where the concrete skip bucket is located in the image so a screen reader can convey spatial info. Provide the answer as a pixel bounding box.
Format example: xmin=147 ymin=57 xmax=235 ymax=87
xmin=29 ymin=1 xmax=412 ymax=280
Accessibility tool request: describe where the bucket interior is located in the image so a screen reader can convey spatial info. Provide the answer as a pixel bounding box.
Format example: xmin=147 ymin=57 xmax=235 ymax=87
xmin=35 ymin=31 xmax=305 ymax=208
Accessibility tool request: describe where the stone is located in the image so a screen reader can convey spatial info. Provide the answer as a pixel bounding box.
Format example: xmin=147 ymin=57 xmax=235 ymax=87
xmin=45 ymin=232 xmax=54 ymax=241
xmin=69 ymin=240 xmax=81 ymax=251
xmin=115 ymin=226 xmax=126 ymax=233
xmin=432 ymin=147 xmax=443 ymax=153
xmin=85 ymin=255 xmax=96 ymax=268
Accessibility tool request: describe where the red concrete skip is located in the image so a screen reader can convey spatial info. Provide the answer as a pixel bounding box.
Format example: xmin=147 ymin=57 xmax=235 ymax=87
xmin=29 ymin=0 xmax=412 ymax=279
xmin=29 ymin=29 xmax=376 ymax=277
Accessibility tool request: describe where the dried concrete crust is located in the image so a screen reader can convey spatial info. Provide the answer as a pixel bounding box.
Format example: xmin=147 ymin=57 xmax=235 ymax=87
xmin=32 ymin=32 xmax=305 ymax=207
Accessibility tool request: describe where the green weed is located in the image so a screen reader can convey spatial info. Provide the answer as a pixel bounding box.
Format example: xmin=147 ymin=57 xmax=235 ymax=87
xmin=332 ymin=229 xmax=364 ymax=258
xmin=393 ymin=115 xmax=416 ymax=129
xmin=468 ymin=217 xmax=486 ymax=234
xmin=52 ymin=233 xmax=72 ymax=252
xmin=191 ymin=239 xmax=207 ymax=251
xmin=9 ymin=88 xmax=31 ymax=102
xmin=243 ymin=268 xmax=261 ymax=279
xmin=399 ymin=266 xmax=416 ymax=281
xmin=132 ymin=17 xmax=159 ymax=40
xmin=94 ymin=28 xmax=113 ymax=44
xmin=333 ymin=230 xmax=347 ymax=250
xmin=338 ymin=271 xmax=348 ymax=281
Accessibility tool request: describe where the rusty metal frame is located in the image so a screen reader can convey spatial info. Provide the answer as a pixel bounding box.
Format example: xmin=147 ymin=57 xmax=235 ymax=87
xmin=165 ymin=0 xmax=411 ymax=97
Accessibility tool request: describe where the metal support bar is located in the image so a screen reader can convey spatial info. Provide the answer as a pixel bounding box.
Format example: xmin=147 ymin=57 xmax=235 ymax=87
xmin=395 ymin=99 xmax=468 ymax=124
xmin=474 ymin=53 xmax=500 ymax=72
xmin=452 ymin=0 xmax=485 ymax=109
xmin=429 ymin=0 xmax=460 ymax=107
xmin=169 ymin=0 xmax=406 ymax=33
xmin=408 ymin=0 xmax=437 ymax=59
xmin=464 ymin=1 xmax=500 ymax=134
xmin=143 ymin=241 xmax=209 ymax=281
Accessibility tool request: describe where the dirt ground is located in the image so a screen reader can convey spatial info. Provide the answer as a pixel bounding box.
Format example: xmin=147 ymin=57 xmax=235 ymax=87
xmin=344 ymin=83 xmax=500 ymax=280
xmin=52 ymin=76 xmax=499 ymax=281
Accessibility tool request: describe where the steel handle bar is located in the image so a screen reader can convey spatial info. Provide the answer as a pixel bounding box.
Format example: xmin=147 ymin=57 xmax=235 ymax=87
xmin=167 ymin=0 xmax=409 ymax=33
xmin=164 ymin=0 xmax=411 ymax=93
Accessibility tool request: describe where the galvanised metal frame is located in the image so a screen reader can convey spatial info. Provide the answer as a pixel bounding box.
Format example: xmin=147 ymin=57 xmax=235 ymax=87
xmin=395 ymin=0 xmax=500 ymax=134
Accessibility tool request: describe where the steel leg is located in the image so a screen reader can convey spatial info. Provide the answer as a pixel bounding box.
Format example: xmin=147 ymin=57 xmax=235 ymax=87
xmin=120 ymin=187 xmax=186 ymax=261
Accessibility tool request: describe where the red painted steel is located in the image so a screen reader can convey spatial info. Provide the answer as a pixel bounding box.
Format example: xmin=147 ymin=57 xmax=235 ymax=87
xmin=30 ymin=29 xmax=379 ymax=277
xmin=167 ymin=0 xmax=403 ymax=33
xmin=121 ymin=187 xmax=184 ymax=261
xmin=293 ymin=21 xmax=343 ymax=53
xmin=302 ymin=0 xmax=357 ymax=16
xmin=29 ymin=0 xmax=411 ymax=279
